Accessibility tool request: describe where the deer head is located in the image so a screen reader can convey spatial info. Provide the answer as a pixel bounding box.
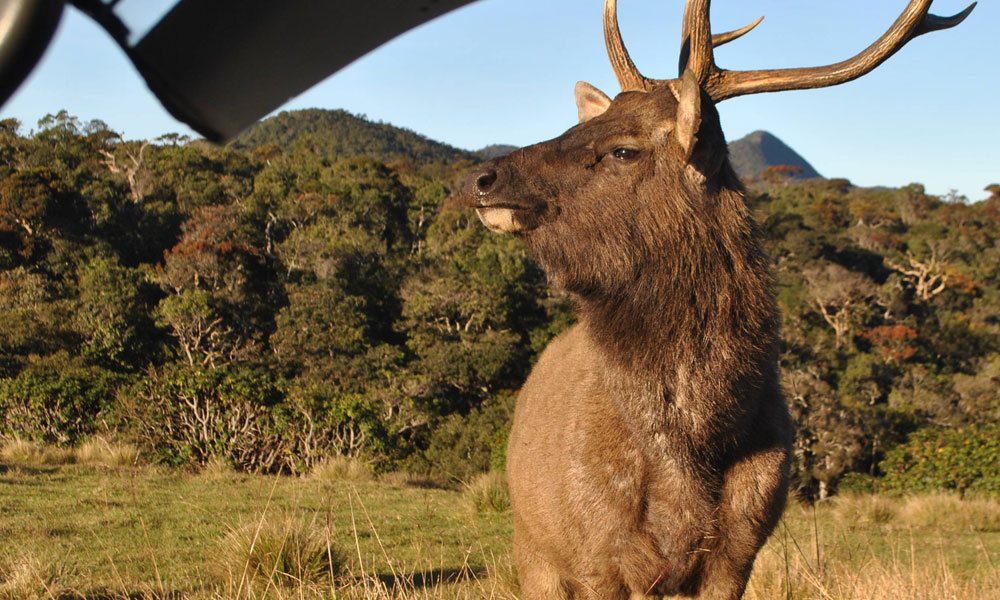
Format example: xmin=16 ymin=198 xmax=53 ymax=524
xmin=458 ymin=0 xmax=975 ymax=298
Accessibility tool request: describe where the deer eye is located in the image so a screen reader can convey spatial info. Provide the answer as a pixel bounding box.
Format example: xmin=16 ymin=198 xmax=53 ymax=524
xmin=611 ymin=147 xmax=640 ymax=161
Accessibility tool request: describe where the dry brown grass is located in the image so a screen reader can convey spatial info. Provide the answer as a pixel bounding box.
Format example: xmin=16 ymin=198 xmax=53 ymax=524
xmin=0 ymin=438 xmax=75 ymax=466
xmin=198 ymin=455 xmax=240 ymax=479
xmin=74 ymin=436 xmax=140 ymax=467
xmin=831 ymin=492 xmax=898 ymax=527
xmin=0 ymin=551 xmax=71 ymax=600
xmin=898 ymin=493 xmax=1000 ymax=532
xmin=310 ymin=455 xmax=375 ymax=483
xmin=463 ymin=472 xmax=510 ymax=514
xmin=747 ymin=539 xmax=1000 ymax=600
xmin=746 ymin=496 xmax=1000 ymax=600
xmin=0 ymin=436 xmax=139 ymax=468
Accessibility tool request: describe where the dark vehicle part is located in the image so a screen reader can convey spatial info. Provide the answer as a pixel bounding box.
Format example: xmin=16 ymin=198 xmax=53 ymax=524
xmin=1 ymin=0 xmax=479 ymax=143
xmin=0 ymin=0 xmax=65 ymax=105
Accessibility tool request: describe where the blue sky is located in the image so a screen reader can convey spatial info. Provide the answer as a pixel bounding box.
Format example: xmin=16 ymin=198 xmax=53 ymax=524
xmin=2 ymin=0 xmax=995 ymax=200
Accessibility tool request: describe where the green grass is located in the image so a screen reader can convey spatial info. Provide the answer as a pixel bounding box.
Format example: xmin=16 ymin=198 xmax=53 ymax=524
xmin=0 ymin=461 xmax=512 ymax=598
xmin=1 ymin=450 xmax=998 ymax=598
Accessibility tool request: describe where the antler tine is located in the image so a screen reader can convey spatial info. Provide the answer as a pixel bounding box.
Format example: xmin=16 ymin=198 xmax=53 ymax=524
xmin=915 ymin=2 xmax=976 ymax=37
xmin=604 ymin=0 xmax=763 ymax=94
xmin=604 ymin=0 xmax=651 ymax=91
xmin=712 ymin=16 xmax=764 ymax=48
xmin=706 ymin=0 xmax=977 ymax=102
xmin=679 ymin=0 xmax=715 ymax=82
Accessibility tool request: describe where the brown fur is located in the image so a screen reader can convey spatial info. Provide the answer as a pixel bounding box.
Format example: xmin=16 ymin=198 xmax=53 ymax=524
xmin=456 ymin=83 xmax=791 ymax=600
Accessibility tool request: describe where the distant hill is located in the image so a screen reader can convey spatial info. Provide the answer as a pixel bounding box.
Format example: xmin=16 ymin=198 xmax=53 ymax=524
xmin=232 ymin=109 xmax=476 ymax=165
xmin=476 ymin=144 xmax=518 ymax=160
xmin=234 ymin=112 xmax=818 ymax=184
xmin=728 ymin=131 xmax=821 ymax=181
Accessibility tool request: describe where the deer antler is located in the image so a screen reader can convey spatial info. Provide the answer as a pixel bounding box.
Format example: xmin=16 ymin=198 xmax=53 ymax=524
xmin=604 ymin=0 xmax=763 ymax=92
xmin=605 ymin=0 xmax=976 ymax=101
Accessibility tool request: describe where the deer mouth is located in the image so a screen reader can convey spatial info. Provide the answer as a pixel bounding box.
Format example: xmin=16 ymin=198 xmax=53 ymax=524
xmin=475 ymin=201 xmax=544 ymax=234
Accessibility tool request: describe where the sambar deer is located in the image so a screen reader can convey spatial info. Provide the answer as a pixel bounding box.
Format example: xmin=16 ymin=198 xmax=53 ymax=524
xmin=454 ymin=1 xmax=975 ymax=598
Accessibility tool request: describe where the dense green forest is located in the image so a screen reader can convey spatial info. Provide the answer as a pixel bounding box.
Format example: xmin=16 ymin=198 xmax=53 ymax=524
xmin=1 ymin=110 xmax=997 ymax=499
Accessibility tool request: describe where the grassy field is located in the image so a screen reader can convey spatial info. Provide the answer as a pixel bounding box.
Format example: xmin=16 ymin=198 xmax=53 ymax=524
xmin=1 ymin=439 xmax=998 ymax=599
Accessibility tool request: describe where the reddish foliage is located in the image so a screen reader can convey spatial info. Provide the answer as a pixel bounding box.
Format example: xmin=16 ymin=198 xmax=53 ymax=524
xmin=945 ymin=270 xmax=980 ymax=296
xmin=862 ymin=324 xmax=919 ymax=363
xmin=812 ymin=196 xmax=850 ymax=228
xmin=762 ymin=164 xmax=804 ymax=184
xmin=865 ymin=229 xmax=904 ymax=251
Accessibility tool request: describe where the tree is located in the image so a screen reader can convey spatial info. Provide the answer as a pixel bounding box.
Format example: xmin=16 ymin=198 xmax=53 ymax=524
xmin=98 ymin=135 xmax=152 ymax=202
xmin=399 ymin=206 xmax=546 ymax=416
xmin=156 ymin=205 xmax=276 ymax=365
xmin=804 ymin=263 xmax=878 ymax=349
xmin=75 ymin=255 xmax=155 ymax=370
xmin=883 ymin=242 xmax=951 ymax=302
xmin=784 ymin=367 xmax=865 ymax=499
xmin=0 ymin=267 xmax=77 ymax=370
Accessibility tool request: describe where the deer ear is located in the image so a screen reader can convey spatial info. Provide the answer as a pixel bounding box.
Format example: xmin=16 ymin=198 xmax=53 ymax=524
xmin=575 ymin=81 xmax=612 ymax=123
xmin=672 ymin=69 xmax=702 ymax=163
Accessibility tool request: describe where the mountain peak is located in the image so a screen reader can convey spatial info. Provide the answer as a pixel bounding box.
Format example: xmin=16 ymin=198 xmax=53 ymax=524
xmin=728 ymin=131 xmax=821 ymax=181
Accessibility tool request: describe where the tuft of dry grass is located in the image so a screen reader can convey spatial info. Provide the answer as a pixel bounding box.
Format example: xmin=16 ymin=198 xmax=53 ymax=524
xmin=310 ymin=455 xmax=374 ymax=483
xmin=198 ymin=455 xmax=239 ymax=479
xmin=0 ymin=436 xmax=139 ymax=469
xmin=0 ymin=438 xmax=75 ymax=466
xmin=0 ymin=551 xmax=71 ymax=600
xmin=74 ymin=436 xmax=140 ymax=467
xmin=464 ymin=472 xmax=510 ymax=514
xmin=214 ymin=512 xmax=346 ymax=596
xmin=831 ymin=493 xmax=897 ymax=527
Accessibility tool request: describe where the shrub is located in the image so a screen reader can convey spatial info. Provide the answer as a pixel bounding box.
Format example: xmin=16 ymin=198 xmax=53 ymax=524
xmin=415 ymin=392 xmax=514 ymax=483
xmin=837 ymin=471 xmax=879 ymax=495
xmin=0 ymin=356 xmax=123 ymax=444
xmin=279 ymin=380 xmax=390 ymax=474
xmin=118 ymin=363 xmax=286 ymax=472
xmin=879 ymin=423 xmax=1000 ymax=495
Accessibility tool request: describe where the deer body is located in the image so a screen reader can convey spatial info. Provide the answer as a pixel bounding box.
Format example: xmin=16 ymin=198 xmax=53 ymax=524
xmin=472 ymin=88 xmax=791 ymax=598
xmin=456 ymin=1 xmax=973 ymax=598
xmin=510 ymin=322 xmax=789 ymax=599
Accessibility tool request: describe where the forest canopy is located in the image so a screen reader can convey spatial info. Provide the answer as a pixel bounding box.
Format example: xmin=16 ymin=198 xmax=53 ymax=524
xmin=0 ymin=110 xmax=997 ymax=499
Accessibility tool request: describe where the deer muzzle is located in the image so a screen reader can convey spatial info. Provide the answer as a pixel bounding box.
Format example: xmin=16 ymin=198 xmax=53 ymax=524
xmin=461 ymin=163 xmax=547 ymax=234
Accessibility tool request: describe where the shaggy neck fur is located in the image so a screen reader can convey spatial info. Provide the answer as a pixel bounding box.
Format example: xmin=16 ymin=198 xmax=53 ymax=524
xmin=574 ymin=167 xmax=779 ymax=456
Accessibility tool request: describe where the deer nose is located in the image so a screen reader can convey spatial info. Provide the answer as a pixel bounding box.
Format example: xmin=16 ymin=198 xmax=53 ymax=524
xmin=473 ymin=168 xmax=498 ymax=196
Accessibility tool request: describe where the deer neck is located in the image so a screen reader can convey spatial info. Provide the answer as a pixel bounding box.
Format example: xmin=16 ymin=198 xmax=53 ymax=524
xmin=578 ymin=183 xmax=778 ymax=398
